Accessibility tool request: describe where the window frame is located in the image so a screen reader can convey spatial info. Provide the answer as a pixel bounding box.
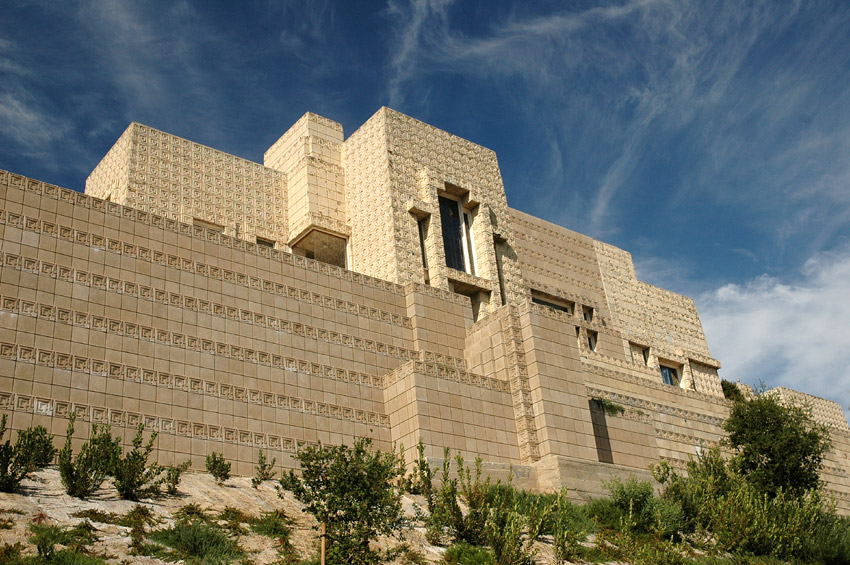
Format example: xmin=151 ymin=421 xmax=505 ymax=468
xmin=659 ymin=365 xmax=679 ymax=386
xmin=438 ymin=194 xmax=476 ymax=276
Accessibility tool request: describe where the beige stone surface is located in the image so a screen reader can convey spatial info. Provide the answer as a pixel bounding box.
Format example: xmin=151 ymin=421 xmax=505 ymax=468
xmin=2 ymin=105 xmax=849 ymax=513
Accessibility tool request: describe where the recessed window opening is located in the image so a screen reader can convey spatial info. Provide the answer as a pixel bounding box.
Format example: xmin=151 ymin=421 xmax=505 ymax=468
xmin=493 ymin=235 xmax=507 ymax=307
xmin=256 ymin=237 xmax=275 ymax=248
xmin=660 ymin=365 xmax=679 ymax=386
xmin=582 ymin=305 xmax=594 ymax=322
xmin=630 ymin=342 xmax=650 ymax=366
xmin=193 ymin=218 xmax=224 ymax=232
xmin=438 ymin=194 xmax=476 ymax=275
xmin=531 ymin=291 xmax=573 ymax=314
xmin=413 ymin=213 xmax=430 ymax=284
xmin=587 ymin=330 xmax=598 ymax=351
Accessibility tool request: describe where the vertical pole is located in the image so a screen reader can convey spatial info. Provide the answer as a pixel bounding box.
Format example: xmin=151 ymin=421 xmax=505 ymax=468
xmin=320 ymin=522 xmax=326 ymax=565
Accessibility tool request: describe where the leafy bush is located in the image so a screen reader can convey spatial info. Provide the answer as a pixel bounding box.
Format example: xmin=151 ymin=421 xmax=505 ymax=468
xmin=552 ymin=488 xmax=589 ymax=564
xmin=58 ymin=413 xmax=122 ymax=498
xmin=205 ymin=452 xmax=231 ymax=484
xmin=798 ymin=511 xmax=850 ymax=564
xmin=655 ymin=446 xmax=828 ymax=560
xmin=403 ymin=439 xmax=434 ymax=511
xmin=114 ymin=424 xmax=164 ymax=500
xmin=485 ymin=491 xmax=542 ymax=565
xmin=426 ymin=448 xmax=464 ymax=545
xmin=252 ymin=448 xmax=277 ymax=488
xmin=442 ymin=542 xmax=494 ymax=564
xmin=16 ymin=424 xmax=57 ymax=470
xmin=280 ymin=437 xmax=404 ymax=564
xmin=724 ymin=389 xmax=831 ymax=498
xmin=165 ymin=460 xmax=191 ymax=494
xmin=720 ymin=380 xmax=745 ymax=403
xmin=0 ymin=415 xmax=28 ymax=492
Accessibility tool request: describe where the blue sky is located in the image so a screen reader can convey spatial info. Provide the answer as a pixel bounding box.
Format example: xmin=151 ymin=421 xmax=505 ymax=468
xmin=2 ymin=1 xmax=849 ymax=416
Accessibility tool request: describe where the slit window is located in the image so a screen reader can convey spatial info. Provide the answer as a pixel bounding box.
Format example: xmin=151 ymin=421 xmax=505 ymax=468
xmin=582 ymin=305 xmax=594 ymax=322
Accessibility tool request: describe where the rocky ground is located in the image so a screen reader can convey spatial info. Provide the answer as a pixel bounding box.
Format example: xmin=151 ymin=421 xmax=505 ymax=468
xmin=0 ymin=467 xmax=558 ymax=564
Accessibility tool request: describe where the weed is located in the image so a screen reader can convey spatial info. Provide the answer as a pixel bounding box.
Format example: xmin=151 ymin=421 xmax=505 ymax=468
xmin=147 ymin=519 xmax=243 ymax=564
xmin=250 ymin=509 xmax=293 ymax=538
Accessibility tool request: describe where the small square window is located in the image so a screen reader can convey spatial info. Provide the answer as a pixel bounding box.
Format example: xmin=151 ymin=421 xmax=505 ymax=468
xmin=660 ymin=365 xmax=678 ymax=386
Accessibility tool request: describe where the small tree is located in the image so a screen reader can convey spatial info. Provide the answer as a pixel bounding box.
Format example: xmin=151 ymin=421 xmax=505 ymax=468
xmin=165 ymin=460 xmax=192 ymax=494
xmin=252 ymin=448 xmax=277 ymax=488
xmin=205 ymin=452 xmax=231 ymax=484
xmin=724 ymin=389 xmax=831 ymax=498
xmin=114 ymin=423 xmax=164 ymax=500
xmin=280 ymin=437 xmax=404 ymax=564
xmin=58 ymin=413 xmax=122 ymax=498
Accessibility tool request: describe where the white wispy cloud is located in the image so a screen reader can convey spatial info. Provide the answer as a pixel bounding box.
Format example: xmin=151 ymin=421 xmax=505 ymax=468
xmin=698 ymin=242 xmax=850 ymax=417
xmin=385 ymin=0 xmax=454 ymax=108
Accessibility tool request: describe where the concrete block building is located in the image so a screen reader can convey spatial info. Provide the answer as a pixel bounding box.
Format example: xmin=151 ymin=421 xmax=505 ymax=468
xmin=2 ymin=107 xmax=848 ymax=506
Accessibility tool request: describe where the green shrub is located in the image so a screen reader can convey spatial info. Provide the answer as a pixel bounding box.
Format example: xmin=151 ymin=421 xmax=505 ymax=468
xmin=720 ymin=380 xmax=745 ymax=403
xmin=279 ymin=437 xmax=404 ymax=564
xmin=205 ymin=452 xmax=231 ymax=484
xmin=583 ymin=496 xmax=621 ymax=530
xmin=120 ymin=504 xmax=159 ymax=553
xmin=404 ymin=439 xmax=434 ymax=511
xmin=724 ymin=389 xmax=831 ymax=498
xmin=16 ymin=424 xmax=57 ymax=470
xmin=426 ymin=448 xmax=464 ymax=545
xmin=250 ymin=509 xmax=293 ymax=538
xmin=251 ymin=448 xmax=276 ymax=488
xmin=58 ymin=413 xmax=122 ymax=498
xmin=0 ymin=415 xmax=28 ymax=492
xmin=174 ymin=503 xmax=213 ymax=523
xmin=147 ymin=519 xmax=243 ymax=564
xmin=485 ymin=493 xmax=541 ymax=565
xmin=165 ymin=460 xmax=191 ymax=494
xmin=29 ymin=519 xmax=99 ymax=560
xmin=114 ymin=424 xmax=164 ymax=500
xmin=798 ymin=511 xmax=850 ymax=564
xmin=552 ymin=488 xmax=589 ymax=564
xmin=218 ymin=506 xmax=253 ymax=535
xmin=442 ymin=542 xmax=494 ymax=564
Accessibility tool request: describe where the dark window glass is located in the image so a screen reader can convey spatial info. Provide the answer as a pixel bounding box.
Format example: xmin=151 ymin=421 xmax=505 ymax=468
xmin=660 ymin=366 xmax=678 ymax=386
xmin=439 ymin=196 xmax=465 ymax=271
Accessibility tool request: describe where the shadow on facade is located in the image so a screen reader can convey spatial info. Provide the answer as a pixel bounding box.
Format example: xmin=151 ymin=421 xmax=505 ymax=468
xmin=589 ymin=399 xmax=615 ymax=464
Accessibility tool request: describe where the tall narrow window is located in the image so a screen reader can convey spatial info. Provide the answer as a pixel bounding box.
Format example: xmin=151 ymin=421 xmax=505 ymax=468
xmin=415 ymin=214 xmax=430 ymax=285
xmin=463 ymin=211 xmax=476 ymax=276
xmin=494 ymin=240 xmax=507 ymax=306
xmin=439 ymin=196 xmax=465 ymax=271
xmin=438 ymin=195 xmax=475 ymax=274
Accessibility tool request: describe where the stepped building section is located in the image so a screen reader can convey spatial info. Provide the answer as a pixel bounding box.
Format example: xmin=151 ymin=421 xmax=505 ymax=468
xmin=2 ymin=108 xmax=848 ymax=507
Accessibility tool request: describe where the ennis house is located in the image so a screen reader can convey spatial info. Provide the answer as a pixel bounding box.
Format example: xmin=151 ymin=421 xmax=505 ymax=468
xmin=2 ymin=108 xmax=848 ymax=506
